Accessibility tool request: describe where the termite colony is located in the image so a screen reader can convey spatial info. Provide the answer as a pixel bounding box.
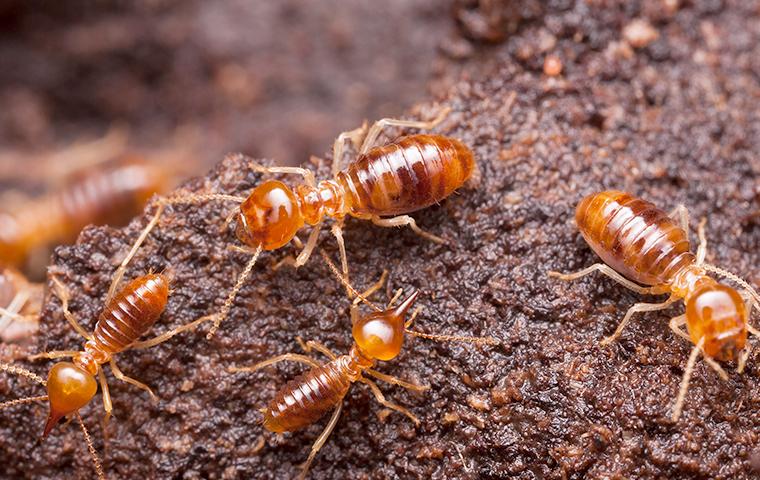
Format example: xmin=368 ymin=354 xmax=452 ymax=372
xmin=549 ymin=191 xmax=760 ymax=420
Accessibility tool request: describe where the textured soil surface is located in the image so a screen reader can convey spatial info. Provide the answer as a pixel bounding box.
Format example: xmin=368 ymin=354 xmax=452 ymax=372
xmin=2 ymin=1 xmax=760 ymax=479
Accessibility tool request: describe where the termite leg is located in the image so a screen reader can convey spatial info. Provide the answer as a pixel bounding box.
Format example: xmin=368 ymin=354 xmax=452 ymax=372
xmin=302 ymin=340 xmax=337 ymax=360
xmin=668 ymin=314 xmax=691 ymax=342
xmin=359 ymin=107 xmax=450 ymax=154
xmin=109 ymin=359 xmax=157 ymax=402
xmin=29 ymin=351 xmax=78 ymax=361
xmin=749 ymin=324 xmax=760 ymax=339
xmin=330 ymin=220 xmax=350 ymax=293
xmin=129 ymin=314 xmax=216 ymax=350
xmin=208 ymin=244 xmax=263 ymax=339
xmin=364 ymin=369 xmax=429 ymax=392
xmin=672 ymin=338 xmax=705 ymax=421
xmin=298 ymin=403 xmax=343 ymax=480
xmin=106 ymin=203 xmax=165 ymax=304
xmin=50 ymin=275 xmax=91 ymax=340
xmin=695 ymin=218 xmax=708 ymax=265
xmin=357 ymin=377 xmax=420 ymax=425
xmin=97 ymin=368 xmax=112 ymax=433
xmin=352 ymin=270 xmax=389 ymax=308
xmin=294 ymin=221 xmax=322 ymax=267
xmin=228 ymin=353 xmax=320 ymax=373
xmin=738 ymin=343 xmax=753 ymax=374
xmin=668 ymin=204 xmax=690 ymax=233
xmin=600 ymin=297 xmax=677 ymax=346
xmin=548 ymin=263 xmax=665 ymax=296
xmin=370 ymin=214 xmax=445 ymax=244
xmin=244 ymin=158 xmax=316 ymax=187
xmin=332 ymin=124 xmax=369 ymax=175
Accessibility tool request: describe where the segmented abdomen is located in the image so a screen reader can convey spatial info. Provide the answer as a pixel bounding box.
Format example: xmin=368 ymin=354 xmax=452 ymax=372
xmin=263 ymin=357 xmax=353 ymax=433
xmin=337 ymin=134 xmax=474 ymax=216
xmin=575 ymin=191 xmax=695 ymax=286
xmin=93 ymin=274 xmax=170 ymax=354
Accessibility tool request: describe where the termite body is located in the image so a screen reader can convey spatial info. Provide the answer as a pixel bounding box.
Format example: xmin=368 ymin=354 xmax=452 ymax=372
xmin=0 ymin=158 xmax=170 ymax=268
xmin=230 ymin=253 xmax=498 ymax=478
xmin=139 ymin=110 xmax=475 ymax=338
xmin=550 ymin=190 xmax=760 ymax=420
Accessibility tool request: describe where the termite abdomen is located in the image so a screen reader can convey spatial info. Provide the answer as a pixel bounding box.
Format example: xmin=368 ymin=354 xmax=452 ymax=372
xmin=575 ymin=191 xmax=694 ymax=286
xmin=338 ymin=134 xmax=474 ymax=216
xmin=92 ymin=274 xmax=170 ymax=354
xmin=263 ymin=359 xmax=353 ymax=433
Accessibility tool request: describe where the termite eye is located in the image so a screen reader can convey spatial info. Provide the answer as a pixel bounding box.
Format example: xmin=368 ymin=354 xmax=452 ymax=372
xmin=352 ymin=291 xmax=419 ymax=361
xmin=236 ymin=180 xmax=304 ymax=251
xmin=685 ymin=284 xmax=747 ymax=361
xmin=43 ymin=362 xmax=98 ymax=436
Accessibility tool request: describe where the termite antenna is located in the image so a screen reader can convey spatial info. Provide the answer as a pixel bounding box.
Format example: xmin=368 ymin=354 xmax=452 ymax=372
xmin=701 ymin=264 xmax=760 ymax=311
xmin=0 ymin=361 xmax=47 ymax=385
xmin=0 ymin=395 xmax=48 ymax=411
xmin=208 ymin=244 xmax=263 ymax=339
xmin=319 ymin=249 xmax=382 ymax=313
xmin=76 ymin=413 xmax=105 ymax=480
xmin=672 ymin=338 xmax=705 ymax=422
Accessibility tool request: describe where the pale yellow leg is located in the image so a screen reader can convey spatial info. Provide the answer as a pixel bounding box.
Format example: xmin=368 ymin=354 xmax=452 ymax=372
xmin=97 ymin=368 xmax=112 ymax=432
xmin=295 ymin=221 xmax=322 ymax=267
xmin=668 ymin=204 xmax=690 ymax=233
xmin=50 ymin=276 xmax=91 ymax=340
xmin=129 ymin=314 xmax=216 ymax=350
xmin=302 ymin=340 xmax=337 ymax=360
xmin=106 ymin=203 xmax=165 ymax=304
xmin=110 ymin=359 xmax=157 ymax=402
xmin=371 ymin=215 xmax=445 ymax=244
xmin=246 ymin=159 xmax=316 ymax=187
xmin=228 ymin=353 xmax=320 ymax=373
xmin=364 ymin=369 xmax=429 ymax=392
xmin=358 ymin=377 xmax=420 ymax=426
xmin=668 ymin=314 xmax=690 ymax=342
xmin=696 ymin=217 xmax=708 ymax=265
xmin=600 ymin=297 xmax=676 ymax=346
xmin=298 ymin=403 xmax=343 ymax=480
xmin=548 ymin=263 xmax=665 ymax=295
xmin=360 ymin=108 xmax=450 ymax=154
xmin=330 ymin=221 xmax=350 ymax=293
xmin=332 ymin=124 xmax=368 ymax=174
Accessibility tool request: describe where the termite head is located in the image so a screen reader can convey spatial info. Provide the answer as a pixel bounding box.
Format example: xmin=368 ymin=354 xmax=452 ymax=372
xmin=236 ymin=180 xmax=305 ymax=251
xmin=352 ymin=291 xmax=419 ymax=361
xmin=43 ymin=362 xmax=97 ymax=437
xmin=685 ymin=283 xmax=747 ymax=362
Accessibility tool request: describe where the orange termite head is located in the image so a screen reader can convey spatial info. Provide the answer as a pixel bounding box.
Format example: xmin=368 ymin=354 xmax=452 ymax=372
xmin=43 ymin=361 xmax=98 ymax=437
xmin=685 ymin=283 xmax=748 ymax=362
xmin=352 ymin=291 xmax=419 ymax=361
xmin=235 ymin=180 xmax=305 ymax=251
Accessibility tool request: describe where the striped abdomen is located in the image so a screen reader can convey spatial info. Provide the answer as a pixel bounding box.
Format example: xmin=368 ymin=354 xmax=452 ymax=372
xmin=92 ymin=274 xmax=170 ymax=354
xmin=337 ymin=134 xmax=474 ymax=216
xmin=263 ymin=356 xmax=356 ymax=433
xmin=575 ymin=191 xmax=695 ymax=286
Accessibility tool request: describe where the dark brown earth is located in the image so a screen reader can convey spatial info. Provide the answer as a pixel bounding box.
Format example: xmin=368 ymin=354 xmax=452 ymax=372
xmin=2 ymin=0 xmax=760 ymax=479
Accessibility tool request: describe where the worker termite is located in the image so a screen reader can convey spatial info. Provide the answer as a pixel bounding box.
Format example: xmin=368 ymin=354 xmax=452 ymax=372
xmin=0 ymin=155 xmax=172 ymax=270
xmin=125 ymin=108 xmax=475 ymax=339
xmin=0 ymin=217 xmax=214 ymax=479
xmin=548 ymin=191 xmax=760 ymax=420
xmin=228 ymin=251 xmax=498 ymax=479
xmin=0 ymin=267 xmax=42 ymax=343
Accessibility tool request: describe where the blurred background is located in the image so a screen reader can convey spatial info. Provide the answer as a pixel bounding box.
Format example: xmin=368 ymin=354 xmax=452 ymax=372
xmin=0 ymin=0 xmax=469 ymax=279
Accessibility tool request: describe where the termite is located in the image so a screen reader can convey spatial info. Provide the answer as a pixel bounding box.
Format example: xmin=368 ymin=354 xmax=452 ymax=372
xmin=125 ymin=108 xmax=475 ymax=339
xmin=0 ymin=267 xmax=42 ymax=343
xmin=548 ymin=191 xmax=760 ymax=420
xmin=0 ymin=156 xmax=171 ymax=269
xmin=228 ymin=251 xmax=498 ymax=479
xmin=0 ymin=217 xmax=214 ymax=479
